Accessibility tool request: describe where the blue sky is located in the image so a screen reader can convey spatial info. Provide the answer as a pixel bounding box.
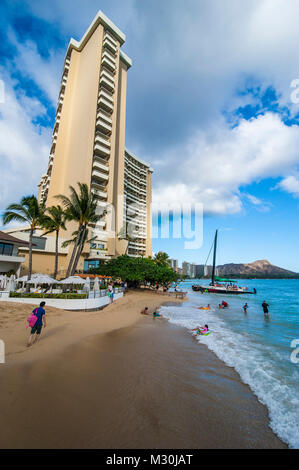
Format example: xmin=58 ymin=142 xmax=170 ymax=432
xmin=1 ymin=0 xmax=299 ymax=271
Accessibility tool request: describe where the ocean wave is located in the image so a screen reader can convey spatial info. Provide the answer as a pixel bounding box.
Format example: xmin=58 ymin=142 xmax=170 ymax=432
xmin=160 ymin=302 xmax=299 ymax=449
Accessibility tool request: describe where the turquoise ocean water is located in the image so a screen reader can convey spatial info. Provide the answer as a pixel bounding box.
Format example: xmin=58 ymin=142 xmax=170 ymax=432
xmin=160 ymin=279 xmax=299 ymax=448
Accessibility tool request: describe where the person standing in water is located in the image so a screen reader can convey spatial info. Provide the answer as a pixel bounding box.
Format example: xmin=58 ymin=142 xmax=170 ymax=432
xmin=243 ymin=303 xmax=248 ymax=313
xmin=262 ymin=301 xmax=269 ymax=317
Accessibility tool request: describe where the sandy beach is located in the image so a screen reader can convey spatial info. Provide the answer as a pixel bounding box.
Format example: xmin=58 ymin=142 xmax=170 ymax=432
xmin=0 ymin=291 xmax=286 ymax=448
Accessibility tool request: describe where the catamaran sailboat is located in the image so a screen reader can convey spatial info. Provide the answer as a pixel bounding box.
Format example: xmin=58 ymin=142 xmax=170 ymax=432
xmin=192 ymin=230 xmax=257 ymax=295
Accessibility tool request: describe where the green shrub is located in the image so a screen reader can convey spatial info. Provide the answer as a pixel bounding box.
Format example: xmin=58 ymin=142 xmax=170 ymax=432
xmin=10 ymin=292 xmax=88 ymax=299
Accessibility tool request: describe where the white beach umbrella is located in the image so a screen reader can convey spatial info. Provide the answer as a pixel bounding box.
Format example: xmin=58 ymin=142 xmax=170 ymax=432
xmin=15 ymin=275 xmax=29 ymax=282
xmin=7 ymin=275 xmax=16 ymax=292
xmin=26 ymin=274 xmax=61 ymax=285
xmin=2 ymin=275 xmax=8 ymax=290
xmin=60 ymin=276 xmax=87 ymax=285
xmin=93 ymin=277 xmax=100 ymax=292
xmin=84 ymin=277 xmax=91 ymax=291
xmin=0 ymin=275 xmax=5 ymax=290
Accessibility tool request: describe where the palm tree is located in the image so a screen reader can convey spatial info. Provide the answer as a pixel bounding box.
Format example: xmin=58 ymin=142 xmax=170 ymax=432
xmin=153 ymin=251 xmax=170 ymax=267
xmin=2 ymin=195 xmax=46 ymax=287
xmin=42 ymin=205 xmax=66 ymax=279
xmin=118 ymin=221 xmax=138 ymax=255
xmin=56 ymin=183 xmax=105 ymax=276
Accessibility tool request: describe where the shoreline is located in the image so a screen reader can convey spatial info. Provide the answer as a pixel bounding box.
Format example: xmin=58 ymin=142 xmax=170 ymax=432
xmin=0 ymin=290 xmax=184 ymax=366
xmin=0 ymin=291 xmax=286 ymax=448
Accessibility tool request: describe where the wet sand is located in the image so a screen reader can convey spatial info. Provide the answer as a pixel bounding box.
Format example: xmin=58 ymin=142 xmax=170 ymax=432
xmin=0 ymin=313 xmax=286 ymax=448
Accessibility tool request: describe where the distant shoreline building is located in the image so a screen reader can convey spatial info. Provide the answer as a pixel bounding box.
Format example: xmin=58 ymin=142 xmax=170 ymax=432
xmin=5 ymin=11 xmax=153 ymax=276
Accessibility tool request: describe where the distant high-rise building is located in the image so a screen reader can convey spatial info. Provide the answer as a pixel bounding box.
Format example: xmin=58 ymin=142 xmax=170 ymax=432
xmin=182 ymin=261 xmax=196 ymax=278
xmin=195 ymin=264 xmax=205 ymax=278
xmin=168 ymin=259 xmax=179 ymax=270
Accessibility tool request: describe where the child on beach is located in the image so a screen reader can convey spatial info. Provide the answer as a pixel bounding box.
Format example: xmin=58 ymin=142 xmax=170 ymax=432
xmin=153 ymin=307 xmax=162 ymax=318
xmin=140 ymin=307 xmax=149 ymax=315
xmin=192 ymin=324 xmax=209 ymax=335
xmin=27 ymin=301 xmax=46 ymax=347
xmin=108 ymin=284 xmax=114 ymax=303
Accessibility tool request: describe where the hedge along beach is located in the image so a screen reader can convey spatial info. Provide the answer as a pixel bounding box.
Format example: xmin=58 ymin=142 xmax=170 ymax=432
xmin=0 ymin=290 xmax=286 ymax=449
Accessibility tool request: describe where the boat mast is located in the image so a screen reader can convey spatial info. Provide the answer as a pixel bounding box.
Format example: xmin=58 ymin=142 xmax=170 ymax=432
xmin=211 ymin=229 xmax=218 ymax=285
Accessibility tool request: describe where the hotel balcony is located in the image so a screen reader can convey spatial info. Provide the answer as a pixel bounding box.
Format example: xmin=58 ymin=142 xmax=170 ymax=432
xmin=88 ymin=248 xmax=110 ymax=259
xmin=94 ymin=132 xmax=111 ymax=148
xmin=103 ymin=38 xmax=117 ymax=54
xmin=95 ymin=220 xmax=106 ymax=229
xmin=98 ymin=88 xmax=114 ymax=103
xmin=91 ymin=168 xmax=109 ymax=182
xmin=104 ymin=31 xmax=118 ymax=48
xmin=100 ymin=68 xmax=115 ymax=84
xmin=91 ymin=180 xmax=107 ymax=196
xmin=100 ymin=75 xmax=115 ymax=92
xmin=91 ymin=187 xmax=108 ymax=200
xmin=94 ymin=144 xmax=110 ymax=160
xmin=93 ymin=160 xmax=109 ymax=174
xmin=98 ymin=96 xmax=113 ymax=113
xmin=97 ymin=109 xmax=112 ymax=124
xmin=101 ymin=54 xmax=116 ymax=72
xmin=103 ymin=48 xmax=116 ymax=62
xmin=96 ymin=117 xmax=112 ymax=135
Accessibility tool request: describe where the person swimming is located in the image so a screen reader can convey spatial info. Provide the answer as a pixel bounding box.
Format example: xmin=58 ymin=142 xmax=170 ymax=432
xmin=198 ymin=304 xmax=211 ymax=310
xmin=192 ymin=324 xmax=209 ymax=335
xmin=243 ymin=303 xmax=248 ymax=313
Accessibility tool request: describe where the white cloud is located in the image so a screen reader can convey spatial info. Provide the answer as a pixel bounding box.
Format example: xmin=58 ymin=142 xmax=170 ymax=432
xmin=277 ymin=175 xmax=299 ymax=197
xmin=152 ymin=113 xmax=299 ymax=214
xmin=8 ymin=29 xmax=63 ymax=106
xmin=2 ymin=0 xmax=299 ymax=219
xmin=0 ymin=71 xmax=51 ymax=213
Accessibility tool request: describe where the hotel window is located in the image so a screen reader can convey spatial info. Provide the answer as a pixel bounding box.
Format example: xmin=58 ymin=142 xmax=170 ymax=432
xmin=0 ymin=243 xmax=13 ymax=256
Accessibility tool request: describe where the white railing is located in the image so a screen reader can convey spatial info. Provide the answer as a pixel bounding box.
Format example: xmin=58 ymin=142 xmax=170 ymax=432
xmin=88 ymin=287 xmax=124 ymax=299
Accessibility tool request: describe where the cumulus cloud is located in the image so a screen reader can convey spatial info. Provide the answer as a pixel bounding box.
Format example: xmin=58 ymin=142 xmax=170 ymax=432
xmin=8 ymin=30 xmax=63 ymax=106
xmin=2 ymin=0 xmax=299 ymax=218
xmin=0 ymin=71 xmax=51 ymax=212
xmin=277 ymin=175 xmax=299 ymax=197
xmin=152 ymin=113 xmax=299 ymax=214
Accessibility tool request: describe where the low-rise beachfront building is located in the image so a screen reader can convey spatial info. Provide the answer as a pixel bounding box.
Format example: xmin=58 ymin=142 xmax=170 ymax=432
xmin=0 ymin=231 xmax=29 ymax=276
xmin=3 ymin=11 xmax=153 ymax=277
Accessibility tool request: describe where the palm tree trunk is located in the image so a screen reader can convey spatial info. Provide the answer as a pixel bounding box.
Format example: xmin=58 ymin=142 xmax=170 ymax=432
xmin=71 ymin=227 xmax=86 ymax=275
xmin=54 ymin=230 xmax=59 ymax=279
xmin=66 ymin=226 xmax=82 ymax=277
xmin=26 ymin=229 xmax=33 ymax=293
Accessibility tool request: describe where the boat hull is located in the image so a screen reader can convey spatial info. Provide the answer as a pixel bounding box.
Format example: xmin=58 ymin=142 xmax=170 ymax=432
xmin=192 ymin=285 xmax=256 ymax=295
